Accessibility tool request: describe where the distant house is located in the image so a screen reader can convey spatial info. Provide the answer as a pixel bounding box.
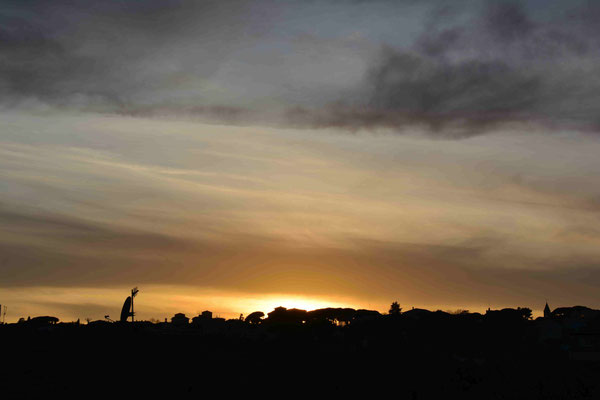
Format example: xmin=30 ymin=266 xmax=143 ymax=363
xmin=355 ymin=309 xmax=381 ymax=321
xmin=551 ymin=306 xmax=599 ymax=320
xmin=87 ymin=320 xmax=112 ymax=327
xmin=485 ymin=307 xmax=531 ymax=321
xmin=29 ymin=316 xmax=59 ymax=326
xmin=402 ymin=308 xmax=432 ymax=319
xmin=171 ymin=313 xmax=189 ymax=326
xmin=191 ymin=311 xmax=213 ymax=325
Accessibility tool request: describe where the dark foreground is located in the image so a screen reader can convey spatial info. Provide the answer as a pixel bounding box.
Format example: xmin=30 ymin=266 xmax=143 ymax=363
xmin=2 ymin=311 xmax=600 ymax=399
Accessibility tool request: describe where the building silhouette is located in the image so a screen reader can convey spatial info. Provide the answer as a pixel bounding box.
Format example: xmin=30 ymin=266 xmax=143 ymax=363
xmin=171 ymin=313 xmax=189 ymax=326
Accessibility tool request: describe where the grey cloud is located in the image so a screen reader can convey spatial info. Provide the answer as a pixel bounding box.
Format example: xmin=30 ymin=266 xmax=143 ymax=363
xmin=355 ymin=1 xmax=600 ymax=136
xmin=0 ymin=207 xmax=199 ymax=252
xmin=117 ymin=105 xmax=259 ymax=126
xmin=0 ymin=0 xmax=259 ymax=108
xmin=0 ymin=208 xmax=107 ymax=234
xmin=285 ymin=1 xmax=600 ymax=136
xmin=3 ymin=1 xmax=600 ymax=136
xmin=367 ymin=53 xmax=542 ymax=131
xmin=484 ymin=1 xmax=534 ymax=42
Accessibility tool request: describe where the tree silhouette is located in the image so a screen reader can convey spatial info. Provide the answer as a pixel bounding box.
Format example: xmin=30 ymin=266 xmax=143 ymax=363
xmin=389 ymin=301 xmax=402 ymax=315
xmin=245 ymin=311 xmax=265 ymax=324
xmin=517 ymin=307 xmax=532 ymax=320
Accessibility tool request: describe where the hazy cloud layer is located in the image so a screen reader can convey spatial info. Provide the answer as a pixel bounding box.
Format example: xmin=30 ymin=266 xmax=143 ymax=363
xmin=2 ymin=113 xmax=600 ymax=319
xmin=2 ymin=1 xmax=600 ymax=136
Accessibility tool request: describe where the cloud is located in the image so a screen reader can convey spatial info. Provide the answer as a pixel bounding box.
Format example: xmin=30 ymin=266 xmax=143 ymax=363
xmin=3 ymin=1 xmax=600 ymax=137
xmin=2 ymin=112 xmax=600 ymax=313
xmin=359 ymin=1 xmax=600 ymax=135
xmin=0 ymin=206 xmax=205 ymax=287
xmin=484 ymin=1 xmax=534 ymax=42
xmin=0 ymin=0 xmax=259 ymax=108
xmin=283 ymin=1 xmax=600 ymax=136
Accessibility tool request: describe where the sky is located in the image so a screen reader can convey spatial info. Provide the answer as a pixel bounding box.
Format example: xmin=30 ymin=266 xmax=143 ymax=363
xmin=1 ymin=0 xmax=600 ymax=322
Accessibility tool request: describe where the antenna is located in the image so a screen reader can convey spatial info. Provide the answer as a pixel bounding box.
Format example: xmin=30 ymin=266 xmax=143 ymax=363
xmin=2 ymin=305 xmax=6 ymax=324
xmin=131 ymin=287 xmax=139 ymax=323
xmin=120 ymin=297 xmax=132 ymax=322
xmin=119 ymin=288 xmax=140 ymax=323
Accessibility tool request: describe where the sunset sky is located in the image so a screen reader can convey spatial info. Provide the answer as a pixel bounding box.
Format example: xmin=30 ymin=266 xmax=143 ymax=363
xmin=2 ymin=0 xmax=600 ymax=322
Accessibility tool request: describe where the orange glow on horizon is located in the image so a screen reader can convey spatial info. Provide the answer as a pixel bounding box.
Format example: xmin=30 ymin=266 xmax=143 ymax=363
xmin=0 ymin=285 xmax=545 ymax=323
xmin=0 ymin=285 xmax=379 ymax=323
xmin=242 ymin=294 xmax=356 ymax=315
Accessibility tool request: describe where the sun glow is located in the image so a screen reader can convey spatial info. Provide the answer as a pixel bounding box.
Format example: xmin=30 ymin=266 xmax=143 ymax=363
xmin=249 ymin=295 xmax=353 ymax=314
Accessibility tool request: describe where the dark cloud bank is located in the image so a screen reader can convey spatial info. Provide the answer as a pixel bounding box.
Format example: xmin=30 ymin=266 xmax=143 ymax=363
xmin=2 ymin=1 xmax=600 ymax=136
xmin=289 ymin=1 xmax=600 ymax=136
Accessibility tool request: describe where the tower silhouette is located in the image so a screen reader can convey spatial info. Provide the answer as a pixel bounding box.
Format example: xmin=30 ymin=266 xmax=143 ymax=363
xmin=543 ymin=302 xmax=551 ymax=318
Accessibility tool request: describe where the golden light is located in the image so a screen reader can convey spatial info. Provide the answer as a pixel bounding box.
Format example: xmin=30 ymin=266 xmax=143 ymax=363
xmin=0 ymin=285 xmax=376 ymax=323
xmin=246 ymin=294 xmax=354 ymax=314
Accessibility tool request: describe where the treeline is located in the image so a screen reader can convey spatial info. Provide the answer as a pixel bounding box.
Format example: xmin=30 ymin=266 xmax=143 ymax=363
xmin=10 ymin=303 xmax=596 ymax=328
xmin=1 ymin=304 xmax=600 ymax=398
